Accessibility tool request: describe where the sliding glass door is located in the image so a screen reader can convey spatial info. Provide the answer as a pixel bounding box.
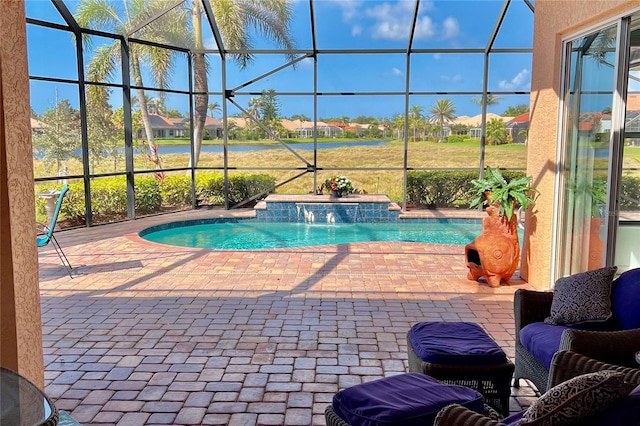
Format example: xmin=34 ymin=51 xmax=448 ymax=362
xmin=557 ymin=14 xmax=640 ymax=278
xmin=558 ymin=24 xmax=619 ymax=276
xmin=614 ymin=15 xmax=640 ymax=273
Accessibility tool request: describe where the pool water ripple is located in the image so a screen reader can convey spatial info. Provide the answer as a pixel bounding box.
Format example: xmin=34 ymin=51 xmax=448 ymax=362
xmin=139 ymin=219 xmax=510 ymax=250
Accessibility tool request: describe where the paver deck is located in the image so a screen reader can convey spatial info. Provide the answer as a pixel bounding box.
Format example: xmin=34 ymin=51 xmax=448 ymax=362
xmin=38 ymin=208 xmax=538 ymax=426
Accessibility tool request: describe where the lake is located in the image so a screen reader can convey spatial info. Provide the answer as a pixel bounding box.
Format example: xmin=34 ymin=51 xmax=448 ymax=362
xmin=158 ymin=140 xmax=388 ymax=155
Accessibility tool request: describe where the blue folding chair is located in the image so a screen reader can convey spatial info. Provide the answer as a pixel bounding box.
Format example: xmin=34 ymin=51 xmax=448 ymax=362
xmin=37 ymin=184 xmax=72 ymax=277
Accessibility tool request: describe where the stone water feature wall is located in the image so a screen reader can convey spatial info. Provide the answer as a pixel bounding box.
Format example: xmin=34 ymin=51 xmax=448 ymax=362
xmin=255 ymin=194 xmax=401 ymax=223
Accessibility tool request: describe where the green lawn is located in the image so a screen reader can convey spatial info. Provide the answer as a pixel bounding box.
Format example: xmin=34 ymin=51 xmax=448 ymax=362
xmin=151 ymin=137 xmax=394 ymax=146
xmin=35 ymin=139 xmax=529 ymax=201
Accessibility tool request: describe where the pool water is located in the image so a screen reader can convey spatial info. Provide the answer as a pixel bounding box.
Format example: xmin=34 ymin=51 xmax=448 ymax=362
xmin=140 ymin=220 xmax=498 ymax=250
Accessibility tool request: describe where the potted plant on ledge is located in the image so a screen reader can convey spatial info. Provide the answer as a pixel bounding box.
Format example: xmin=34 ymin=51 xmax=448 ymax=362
xmin=466 ymin=166 xmax=539 ymax=287
xmin=324 ymin=176 xmax=355 ymax=198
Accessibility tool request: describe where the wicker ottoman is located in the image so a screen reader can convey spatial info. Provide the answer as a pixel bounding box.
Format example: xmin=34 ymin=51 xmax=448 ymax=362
xmin=407 ymin=322 xmax=514 ymax=417
xmin=325 ymin=373 xmax=485 ymax=426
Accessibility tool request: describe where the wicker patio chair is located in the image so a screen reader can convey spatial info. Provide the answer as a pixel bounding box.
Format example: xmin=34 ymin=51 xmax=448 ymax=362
xmin=513 ymin=288 xmax=640 ymax=393
xmin=434 ymin=351 xmax=640 ymax=426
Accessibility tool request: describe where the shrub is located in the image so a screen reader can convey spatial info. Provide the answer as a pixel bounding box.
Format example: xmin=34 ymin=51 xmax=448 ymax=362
xmin=135 ymin=177 xmax=162 ymax=214
xmin=446 ymin=135 xmax=466 ymax=144
xmin=37 ymin=172 xmax=276 ymax=224
xmin=407 ymin=170 xmax=526 ymax=208
xmin=620 ymin=175 xmax=640 ymax=211
xmin=159 ymin=175 xmax=193 ymax=208
xmin=196 ymin=173 xmax=225 ymax=205
xmin=228 ymin=174 xmax=276 ymax=206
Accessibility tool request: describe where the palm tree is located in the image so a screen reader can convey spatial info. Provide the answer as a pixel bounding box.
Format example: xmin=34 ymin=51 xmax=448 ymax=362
xmin=190 ymin=0 xmax=296 ymax=168
xmin=429 ymin=98 xmax=457 ymax=142
xmin=471 ymin=93 xmax=503 ymax=108
xmin=147 ymin=97 xmax=166 ymax=115
xmin=208 ymin=102 xmax=221 ymax=118
xmin=391 ymin=113 xmax=405 ymax=140
xmin=518 ymin=128 xmax=529 ymax=145
xmin=75 ymin=0 xmax=190 ymax=168
xmin=486 ymin=118 xmax=508 ymax=145
xmin=247 ymin=97 xmax=262 ymax=135
xmin=409 ymin=105 xmax=424 ymax=141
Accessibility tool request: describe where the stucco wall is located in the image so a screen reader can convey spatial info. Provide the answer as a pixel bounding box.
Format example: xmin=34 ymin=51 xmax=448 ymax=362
xmin=0 ymin=0 xmax=44 ymax=386
xmin=523 ymin=0 xmax=638 ymax=289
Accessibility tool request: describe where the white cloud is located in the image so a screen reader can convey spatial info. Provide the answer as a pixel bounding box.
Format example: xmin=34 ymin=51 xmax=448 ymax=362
xmin=433 ymin=53 xmax=441 ymax=60
xmin=323 ymin=1 xmax=453 ymax=43
xmin=203 ymin=35 xmax=218 ymax=50
xmin=335 ymin=0 xmax=363 ymax=22
xmin=498 ymin=69 xmax=530 ymax=90
xmin=391 ymin=67 xmax=403 ymax=77
xmin=441 ymin=74 xmax=462 ymax=83
xmin=366 ymin=1 xmax=434 ymax=41
xmin=442 ymin=17 xmax=459 ymax=39
xmin=299 ymin=57 xmax=314 ymax=68
xmin=413 ymin=16 xmax=435 ymax=40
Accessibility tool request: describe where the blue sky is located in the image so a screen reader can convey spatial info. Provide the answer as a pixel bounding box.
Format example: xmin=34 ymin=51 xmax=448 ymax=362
xmin=26 ymin=0 xmax=534 ymax=119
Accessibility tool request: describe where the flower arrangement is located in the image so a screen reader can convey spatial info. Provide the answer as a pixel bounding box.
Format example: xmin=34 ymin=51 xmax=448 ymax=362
xmin=324 ymin=175 xmax=354 ymax=195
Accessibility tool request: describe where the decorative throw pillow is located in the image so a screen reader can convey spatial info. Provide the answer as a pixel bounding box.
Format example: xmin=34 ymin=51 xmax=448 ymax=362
xmin=519 ymin=370 xmax=635 ymax=426
xmin=544 ymin=266 xmax=617 ymax=326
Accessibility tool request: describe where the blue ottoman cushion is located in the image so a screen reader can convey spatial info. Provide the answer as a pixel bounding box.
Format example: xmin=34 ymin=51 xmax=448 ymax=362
xmin=332 ymin=372 xmax=484 ymax=426
xmin=409 ymin=322 xmax=507 ymax=365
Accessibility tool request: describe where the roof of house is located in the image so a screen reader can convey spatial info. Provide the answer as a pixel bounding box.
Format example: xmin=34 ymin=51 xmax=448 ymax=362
xmin=147 ymin=114 xmax=177 ymax=129
xmin=454 ymin=113 xmax=512 ymax=127
xmin=507 ymin=112 xmax=530 ymax=124
xmin=227 ymin=117 xmax=249 ymax=128
xmin=31 ymin=117 xmax=46 ymax=129
xmin=281 ymin=119 xmax=339 ymax=130
xmin=577 ymin=112 xmax=608 ymax=132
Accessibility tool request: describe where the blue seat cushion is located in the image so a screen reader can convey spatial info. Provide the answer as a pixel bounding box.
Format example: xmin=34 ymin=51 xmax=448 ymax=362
xmin=332 ymin=373 xmax=484 ymax=426
xmin=520 ymin=322 xmax=570 ymax=369
xmin=520 ymin=321 xmax=623 ymax=370
xmin=409 ymin=322 xmax=507 ymax=365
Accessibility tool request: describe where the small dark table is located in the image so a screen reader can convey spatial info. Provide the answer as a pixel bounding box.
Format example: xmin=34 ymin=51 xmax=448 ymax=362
xmin=0 ymin=367 xmax=58 ymax=426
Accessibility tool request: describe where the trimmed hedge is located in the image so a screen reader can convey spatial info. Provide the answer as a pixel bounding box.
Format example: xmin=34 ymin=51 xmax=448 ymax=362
xmin=35 ymin=172 xmax=276 ymax=224
xmin=406 ymin=170 xmax=527 ymax=208
xmin=407 ymin=171 xmax=640 ymax=210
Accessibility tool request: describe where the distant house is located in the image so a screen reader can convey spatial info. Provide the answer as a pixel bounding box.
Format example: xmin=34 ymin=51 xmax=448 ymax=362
xmin=136 ymin=114 xmax=223 ymax=139
xmin=282 ymin=119 xmax=343 ymax=138
xmin=574 ymin=112 xmax=608 ymax=140
xmin=186 ymin=116 xmax=223 ymax=139
xmin=506 ymin=112 xmax=530 ymax=143
xmin=137 ymin=114 xmax=187 ymax=139
xmin=460 ymin=114 xmax=514 ymax=139
xmin=601 ymin=109 xmax=640 ymax=146
xmin=30 ymin=117 xmax=46 ymax=135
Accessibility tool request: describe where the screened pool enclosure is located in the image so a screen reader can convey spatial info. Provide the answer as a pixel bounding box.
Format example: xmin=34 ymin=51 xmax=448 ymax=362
xmin=27 ymin=0 xmax=534 ymax=227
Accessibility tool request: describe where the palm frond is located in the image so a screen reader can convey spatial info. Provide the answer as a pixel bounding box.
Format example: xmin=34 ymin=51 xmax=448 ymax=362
xmin=87 ymin=43 xmax=120 ymax=84
xmin=74 ymin=0 xmax=123 ymax=30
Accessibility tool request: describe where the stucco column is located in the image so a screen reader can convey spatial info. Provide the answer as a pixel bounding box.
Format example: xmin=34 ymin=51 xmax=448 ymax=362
xmin=0 ymin=0 xmax=44 ymax=387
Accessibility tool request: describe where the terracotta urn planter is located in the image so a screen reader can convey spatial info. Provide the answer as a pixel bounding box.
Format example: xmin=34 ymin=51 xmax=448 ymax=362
xmin=465 ymin=205 xmax=520 ymax=288
xmin=588 ymin=217 xmax=605 ymax=270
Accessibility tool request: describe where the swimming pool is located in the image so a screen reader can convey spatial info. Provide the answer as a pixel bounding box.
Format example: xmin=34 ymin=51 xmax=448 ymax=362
xmin=139 ymin=219 xmax=506 ymax=250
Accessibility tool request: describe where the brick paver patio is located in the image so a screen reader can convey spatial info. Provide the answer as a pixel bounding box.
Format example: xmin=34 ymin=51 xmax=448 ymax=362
xmin=38 ymin=208 xmax=538 ymax=426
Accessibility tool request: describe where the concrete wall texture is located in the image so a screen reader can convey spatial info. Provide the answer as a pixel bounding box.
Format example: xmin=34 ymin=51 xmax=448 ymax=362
xmin=0 ymin=0 xmax=44 ymax=387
